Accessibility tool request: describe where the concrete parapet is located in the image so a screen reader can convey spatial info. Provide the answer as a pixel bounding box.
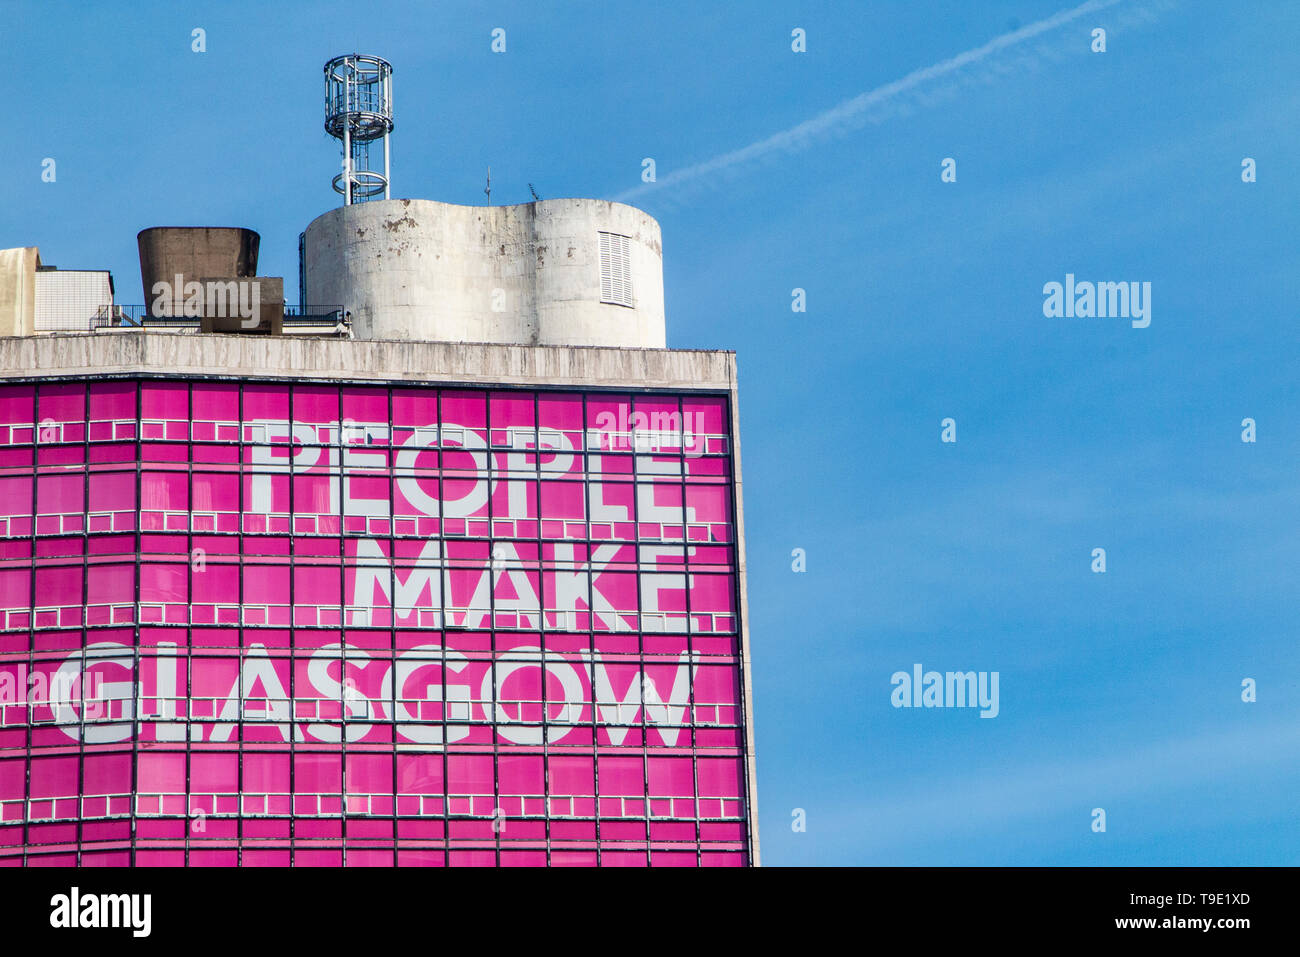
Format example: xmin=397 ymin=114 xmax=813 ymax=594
xmin=0 ymin=332 xmax=731 ymax=391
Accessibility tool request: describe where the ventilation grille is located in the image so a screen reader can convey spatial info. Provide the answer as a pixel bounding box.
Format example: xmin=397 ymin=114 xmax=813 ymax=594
xmin=598 ymin=232 xmax=633 ymax=308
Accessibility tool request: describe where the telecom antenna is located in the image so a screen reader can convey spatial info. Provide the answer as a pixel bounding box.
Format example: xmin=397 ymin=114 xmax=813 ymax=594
xmin=324 ymin=54 xmax=394 ymax=205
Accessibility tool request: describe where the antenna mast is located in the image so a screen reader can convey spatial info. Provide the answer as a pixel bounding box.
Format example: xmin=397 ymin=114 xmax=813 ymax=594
xmin=324 ymin=54 xmax=394 ymax=205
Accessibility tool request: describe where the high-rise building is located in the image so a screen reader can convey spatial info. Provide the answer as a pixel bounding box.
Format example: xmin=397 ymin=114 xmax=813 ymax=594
xmin=0 ymin=56 xmax=756 ymax=867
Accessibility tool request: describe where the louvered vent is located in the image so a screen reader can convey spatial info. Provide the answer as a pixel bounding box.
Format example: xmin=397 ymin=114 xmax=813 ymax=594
xmin=598 ymin=231 xmax=634 ymax=307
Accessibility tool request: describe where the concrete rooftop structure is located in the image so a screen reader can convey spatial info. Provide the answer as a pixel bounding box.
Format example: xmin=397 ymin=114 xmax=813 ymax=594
xmin=303 ymin=197 xmax=665 ymax=347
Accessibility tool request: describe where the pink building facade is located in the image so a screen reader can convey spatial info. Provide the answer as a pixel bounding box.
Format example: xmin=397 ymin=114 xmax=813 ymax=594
xmin=0 ymin=374 xmax=754 ymax=865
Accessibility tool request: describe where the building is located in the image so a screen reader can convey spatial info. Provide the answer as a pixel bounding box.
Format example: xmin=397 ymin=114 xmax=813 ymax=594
xmin=0 ymin=56 xmax=756 ymax=867
xmin=0 ymin=249 xmax=118 ymax=336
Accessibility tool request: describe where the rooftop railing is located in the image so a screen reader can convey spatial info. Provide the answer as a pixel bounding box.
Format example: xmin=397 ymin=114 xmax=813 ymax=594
xmin=33 ymin=305 xmax=348 ymax=332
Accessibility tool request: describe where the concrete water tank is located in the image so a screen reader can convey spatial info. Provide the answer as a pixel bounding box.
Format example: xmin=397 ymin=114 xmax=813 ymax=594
xmin=301 ymin=198 xmax=665 ymax=347
xmin=137 ymin=227 xmax=260 ymax=307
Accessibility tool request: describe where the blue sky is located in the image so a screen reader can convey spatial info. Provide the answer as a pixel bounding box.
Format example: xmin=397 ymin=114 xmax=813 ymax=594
xmin=3 ymin=0 xmax=1298 ymax=865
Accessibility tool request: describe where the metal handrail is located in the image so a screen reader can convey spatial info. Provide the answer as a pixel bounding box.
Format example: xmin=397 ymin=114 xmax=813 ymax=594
xmin=63 ymin=306 xmax=350 ymax=330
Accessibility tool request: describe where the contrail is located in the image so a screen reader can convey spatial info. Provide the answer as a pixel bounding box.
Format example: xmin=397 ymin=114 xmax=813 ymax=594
xmin=614 ymin=0 xmax=1124 ymax=201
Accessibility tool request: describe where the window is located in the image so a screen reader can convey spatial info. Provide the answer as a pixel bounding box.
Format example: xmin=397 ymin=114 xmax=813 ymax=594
xmin=598 ymin=232 xmax=633 ymax=307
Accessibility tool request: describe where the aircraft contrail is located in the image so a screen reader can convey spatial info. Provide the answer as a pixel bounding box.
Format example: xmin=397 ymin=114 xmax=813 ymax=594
xmin=614 ymin=0 xmax=1125 ymax=201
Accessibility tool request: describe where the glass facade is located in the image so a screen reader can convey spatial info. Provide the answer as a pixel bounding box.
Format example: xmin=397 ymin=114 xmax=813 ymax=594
xmin=0 ymin=378 xmax=751 ymax=866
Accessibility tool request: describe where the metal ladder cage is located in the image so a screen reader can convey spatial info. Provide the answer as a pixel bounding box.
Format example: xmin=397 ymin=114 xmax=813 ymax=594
xmin=324 ymin=54 xmax=394 ymax=203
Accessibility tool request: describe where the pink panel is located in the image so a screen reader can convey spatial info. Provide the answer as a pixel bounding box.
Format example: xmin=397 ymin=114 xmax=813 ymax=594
xmin=140 ymin=381 xmax=188 ymax=419
xmin=88 ymin=471 xmax=134 ymax=512
xmin=685 ymin=483 xmax=730 ymax=522
xmin=490 ymin=393 xmax=534 ymax=450
xmin=397 ymin=849 xmax=445 ymax=866
xmin=0 ymin=759 xmax=25 ymax=801
xmin=552 ymin=850 xmax=597 ymax=866
xmin=36 ymin=473 xmax=83 ymax=513
xmin=295 ymin=753 xmax=341 ymax=792
xmin=88 ymin=382 xmax=136 ymax=420
xmin=602 ymin=850 xmax=648 ymax=866
xmin=648 ymin=756 xmax=694 ymax=797
xmin=244 ymin=564 xmax=289 ymax=606
xmin=30 ymin=755 xmax=78 ymax=798
xmin=540 ymin=480 xmax=584 ymax=520
xmin=137 ymin=752 xmax=185 ymax=795
xmin=294 ymin=565 xmax=340 ymax=606
xmin=293 ymin=385 xmax=338 ymax=427
xmin=190 ymin=849 xmax=239 ymax=867
xmin=701 ymin=851 xmax=747 ymax=867
xmin=586 ymin=395 xmax=631 ymax=451
xmin=135 ymin=850 xmax=184 ymax=865
xmin=497 ymin=754 xmax=543 ymax=795
xmin=684 ymin=455 xmax=731 ymax=479
xmin=242 ymin=383 xmax=289 ymax=421
xmin=342 ymin=387 xmax=388 ymax=431
xmin=140 ymin=563 xmax=186 ymax=603
xmin=682 ymin=396 xmax=726 ymax=433
xmin=86 ymin=563 xmax=133 ymax=604
xmin=191 ymin=563 xmax=239 ymax=604
xmin=690 ymin=573 xmax=736 ymax=614
xmin=83 ymin=753 xmax=132 ymax=796
xmin=697 ymin=757 xmax=743 ymax=798
xmin=192 ymin=472 xmax=237 ymax=511
xmin=39 ymin=383 xmax=85 ymax=429
xmin=448 ymin=850 xmax=496 ymax=866
xmin=82 ymin=851 xmax=132 ymax=866
xmin=191 ymin=752 xmax=238 ymax=793
xmin=491 ymin=392 xmax=534 ymax=425
xmin=694 ymin=664 xmax=740 ymax=706
xmin=189 ymin=657 xmax=238 ymax=721
xmin=700 ymin=821 xmax=745 ymax=841
xmin=191 ymin=382 xmax=240 ymax=431
xmin=0 ymin=385 xmax=35 ymax=426
xmin=346 ymin=753 xmax=392 ymax=794
xmin=537 ymin=393 xmax=583 ymax=431
xmin=597 ymin=756 xmax=643 ymax=796
xmin=593 ymin=571 xmax=637 ymax=620
xmin=34 ymin=564 xmax=80 ymax=607
xmin=500 ymin=850 xmax=547 ymax=866
xmin=0 ymin=477 xmax=31 ymax=517
xmin=294 ymin=474 xmax=335 ymax=514
xmin=244 ymin=753 xmax=290 ymax=795
xmin=347 ymin=849 xmax=395 ymax=866
xmin=440 ymin=390 xmax=486 ymax=430
xmin=651 ymin=850 xmax=698 ymax=867
xmin=588 ymin=480 xmax=634 ymax=534
xmin=141 ymin=471 xmax=187 ymax=512
xmin=633 ymin=396 xmax=684 ymax=452
xmin=447 ymin=754 xmax=493 ymax=794
xmin=0 ymin=568 xmax=30 ymax=610
xmin=392 ymin=388 xmax=438 ymax=434
xmin=242 ymin=849 xmax=290 ymax=866
xmin=397 ymin=754 xmax=443 ymax=794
